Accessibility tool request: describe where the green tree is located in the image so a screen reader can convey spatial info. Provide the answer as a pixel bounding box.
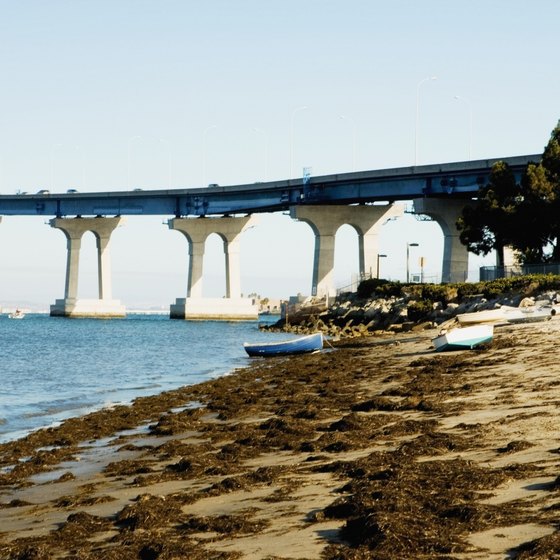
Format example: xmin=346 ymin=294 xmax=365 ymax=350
xmin=541 ymin=121 xmax=560 ymax=181
xmin=457 ymin=120 xmax=560 ymax=264
xmin=457 ymin=160 xmax=522 ymax=265
xmin=515 ymin=121 xmax=560 ymax=262
xmin=515 ymin=162 xmax=555 ymax=262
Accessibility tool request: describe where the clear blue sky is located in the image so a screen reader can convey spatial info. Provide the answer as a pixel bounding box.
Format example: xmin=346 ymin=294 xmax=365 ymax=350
xmin=0 ymin=0 xmax=558 ymax=308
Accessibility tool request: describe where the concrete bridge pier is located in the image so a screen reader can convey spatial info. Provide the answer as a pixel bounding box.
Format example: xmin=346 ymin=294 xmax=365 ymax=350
xmin=168 ymin=215 xmax=259 ymax=320
xmin=290 ymin=203 xmax=404 ymax=297
xmin=413 ymin=198 xmax=470 ymax=283
xmin=50 ymin=217 xmax=127 ymax=318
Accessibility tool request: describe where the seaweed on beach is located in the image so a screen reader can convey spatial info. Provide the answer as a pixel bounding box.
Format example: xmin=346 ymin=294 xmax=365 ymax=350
xmin=148 ymin=407 xmax=206 ymax=436
xmin=54 ymin=493 xmax=115 ymax=509
xmin=204 ymin=465 xmax=286 ymax=497
xmin=181 ymin=513 xmax=269 ymax=536
xmin=351 ymin=395 xmax=428 ymax=412
xmin=0 ymin=499 xmax=33 ymax=508
xmin=0 ymin=542 xmax=52 ymax=560
xmin=379 ymin=418 xmax=439 ymax=438
xmin=115 ymin=493 xmax=185 ymax=531
xmin=0 ymin=447 xmax=80 ymax=487
xmin=56 ymin=511 xmax=113 ymax=541
xmin=497 ymin=440 xmax=535 ymax=454
xmin=75 ymin=533 xmax=240 ymax=560
xmin=511 ymin=530 xmax=560 ymax=559
xmin=319 ymin=456 xmax=520 ymax=558
xmin=396 ymin=430 xmax=480 ymax=456
xmin=104 ymin=458 xmax=156 ymax=477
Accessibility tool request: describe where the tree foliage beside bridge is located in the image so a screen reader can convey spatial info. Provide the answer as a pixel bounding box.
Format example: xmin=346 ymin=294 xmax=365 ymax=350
xmin=457 ymin=120 xmax=560 ymax=264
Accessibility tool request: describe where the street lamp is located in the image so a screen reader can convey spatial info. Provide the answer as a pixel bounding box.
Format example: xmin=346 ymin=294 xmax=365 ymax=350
xmin=127 ymin=135 xmax=142 ymax=189
xmin=376 ymin=253 xmax=387 ymax=279
xmin=406 ymin=242 xmax=419 ymax=283
xmin=415 ymin=76 xmax=437 ymax=165
xmin=339 ymin=115 xmax=357 ymax=171
xmin=290 ymin=105 xmax=308 ymax=178
xmin=159 ymin=138 xmax=172 ymax=188
xmin=50 ymin=143 xmax=63 ymax=190
xmin=202 ymin=125 xmax=217 ymax=186
xmin=74 ymin=145 xmax=86 ymax=190
xmin=454 ymin=95 xmax=472 ymax=160
xmin=253 ymin=127 xmax=268 ymax=181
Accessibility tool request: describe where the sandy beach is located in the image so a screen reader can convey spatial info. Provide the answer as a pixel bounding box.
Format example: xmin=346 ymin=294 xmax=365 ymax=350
xmin=1 ymin=318 xmax=559 ymax=559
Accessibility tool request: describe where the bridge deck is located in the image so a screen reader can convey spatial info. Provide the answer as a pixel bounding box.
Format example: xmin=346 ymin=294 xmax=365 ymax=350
xmin=0 ymin=154 xmax=539 ymax=217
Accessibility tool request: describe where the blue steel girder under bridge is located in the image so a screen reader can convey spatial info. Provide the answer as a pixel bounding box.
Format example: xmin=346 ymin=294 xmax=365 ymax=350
xmin=0 ymin=154 xmax=538 ymax=218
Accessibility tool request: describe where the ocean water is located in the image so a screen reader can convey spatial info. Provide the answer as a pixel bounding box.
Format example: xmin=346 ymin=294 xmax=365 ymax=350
xmin=0 ymin=313 xmax=287 ymax=443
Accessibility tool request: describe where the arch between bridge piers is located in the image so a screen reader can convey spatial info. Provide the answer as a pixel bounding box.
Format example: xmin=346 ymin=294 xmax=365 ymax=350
xmin=412 ymin=198 xmax=471 ymax=283
xmin=168 ymin=215 xmax=259 ymax=321
xmin=290 ymin=204 xmax=404 ymax=298
xmin=49 ymin=217 xmax=127 ymax=318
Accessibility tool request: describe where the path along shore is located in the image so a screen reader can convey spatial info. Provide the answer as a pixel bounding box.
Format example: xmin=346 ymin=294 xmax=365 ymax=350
xmin=1 ymin=319 xmax=559 ymax=559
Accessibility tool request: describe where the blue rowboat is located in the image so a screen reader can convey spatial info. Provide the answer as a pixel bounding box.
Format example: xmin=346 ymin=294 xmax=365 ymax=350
xmin=244 ymin=332 xmax=323 ymax=357
xmin=432 ymin=324 xmax=493 ymax=352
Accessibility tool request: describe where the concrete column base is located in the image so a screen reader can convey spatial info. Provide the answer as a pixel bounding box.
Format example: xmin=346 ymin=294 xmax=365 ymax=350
xmin=170 ymin=297 xmax=258 ymax=321
xmin=50 ymin=298 xmax=126 ymax=318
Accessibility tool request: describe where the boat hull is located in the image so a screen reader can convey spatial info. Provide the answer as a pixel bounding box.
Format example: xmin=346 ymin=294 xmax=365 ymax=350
xmin=244 ymin=333 xmax=323 ymax=357
xmin=433 ymin=324 xmax=494 ymax=352
xmin=457 ymin=306 xmax=552 ymax=325
xmin=456 ymin=308 xmax=505 ymax=324
xmin=504 ymin=308 xmax=551 ymax=324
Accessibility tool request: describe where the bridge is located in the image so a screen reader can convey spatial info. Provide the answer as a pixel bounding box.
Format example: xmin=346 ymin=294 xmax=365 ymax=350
xmin=2 ymin=154 xmax=536 ymax=217
xmin=0 ymin=154 xmax=539 ymax=319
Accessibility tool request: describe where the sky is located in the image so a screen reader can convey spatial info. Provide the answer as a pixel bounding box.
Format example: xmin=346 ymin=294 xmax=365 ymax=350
xmin=0 ymin=0 xmax=558 ymax=309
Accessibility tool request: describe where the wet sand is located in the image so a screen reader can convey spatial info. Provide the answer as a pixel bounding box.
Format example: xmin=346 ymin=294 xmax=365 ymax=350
xmin=1 ymin=319 xmax=559 ymax=559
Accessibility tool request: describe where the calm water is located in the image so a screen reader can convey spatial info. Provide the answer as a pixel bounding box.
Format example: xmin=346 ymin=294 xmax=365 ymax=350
xmin=0 ymin=313 xmax=286 ymax=443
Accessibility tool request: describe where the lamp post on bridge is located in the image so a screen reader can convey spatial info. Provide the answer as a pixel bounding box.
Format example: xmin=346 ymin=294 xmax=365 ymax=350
xmin=74 ymin=145 xmax=86 ymax=190
xmin=128 ymin=135 xmax=171 ymax=189
xmin=414 ymin=76 xmax=437 ymax=166
xmin=339 ymin=114 xmax=357 ymax=171
xmin=453 ymin=95 xmax=473 ymax=160
xmin=253 ymin=127 xmax=268 ymax=181
xmin=158 ymin=137 xmax=172 ymax=188
xmin=127 ymin=135 xmax=142 ymax=189
xmin=202 ymin=125 xmax=218 ymax=187
xmin=406 ymin=242 xmax=419 ymax=283
xmin=290 ymin=105 xmax=308 ymax=179
xmin=50 ymin=143 xmax=63 ymax=191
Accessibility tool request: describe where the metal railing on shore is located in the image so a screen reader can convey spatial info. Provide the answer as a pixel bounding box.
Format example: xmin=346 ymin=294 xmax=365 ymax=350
xmin=480 ymin=262 xmax=560 ymax=281
xmin=335 ymin=272 xmax=441 ymax=296
xmin=336 ymin=273 xmax=373 ymax=296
